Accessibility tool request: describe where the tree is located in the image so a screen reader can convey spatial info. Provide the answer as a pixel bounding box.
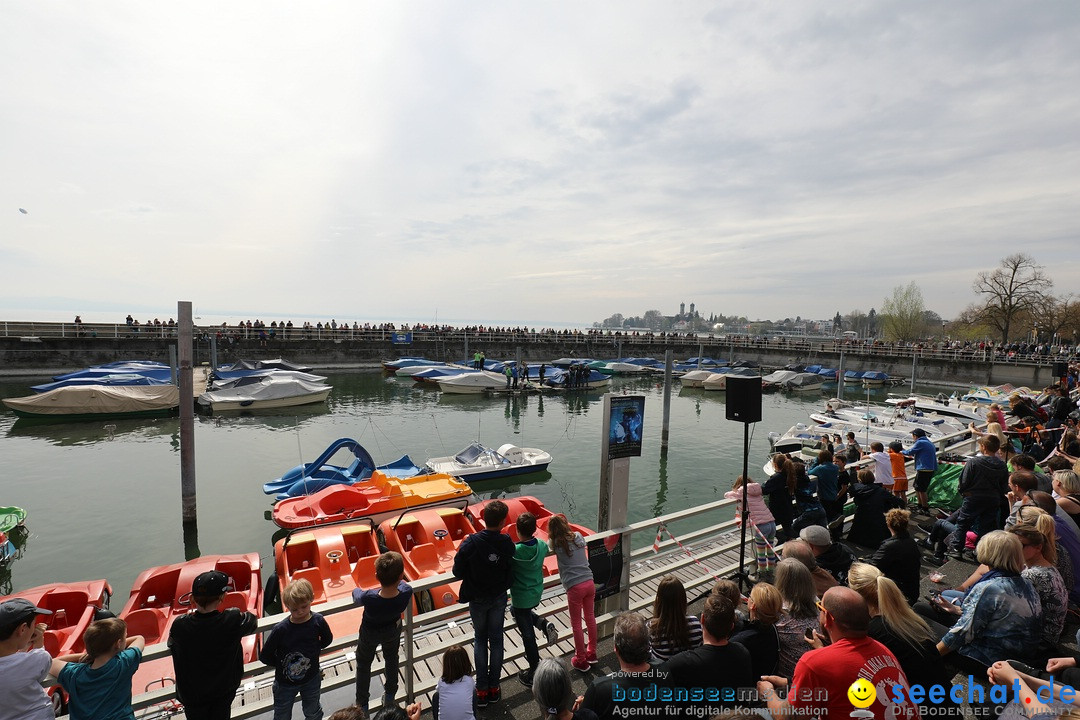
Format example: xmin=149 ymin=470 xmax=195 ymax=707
xmin=880 ymin=283 xmax=926 ymax=341
xmin=601 ymin=313 xmax=624 ymax=328
xmin=972 ymin=253 xmax=1052 ymax=343
xmin=1029 ymin=294 xmax=1078 ymax=343
xmin=833 ymin=312 xmax=843 ymax=333
xmin=642 ymin=309 xmax=665 ymax=330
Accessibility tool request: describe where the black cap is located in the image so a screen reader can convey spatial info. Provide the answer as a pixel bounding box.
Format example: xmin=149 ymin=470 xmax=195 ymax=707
xmin=0 ymin=598 xmax=53 ymax=628
xmin=192 ymin=571 xmax=230 ymax=596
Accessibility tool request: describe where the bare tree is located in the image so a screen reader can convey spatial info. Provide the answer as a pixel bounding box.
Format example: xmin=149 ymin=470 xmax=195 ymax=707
xmin=972 ymin=253 xmax=1052 ymax=343
xmin=880 ymin=282 xmax=927 ymax=341
xmin=1030 ymin=294 xmax=1079 ymax=343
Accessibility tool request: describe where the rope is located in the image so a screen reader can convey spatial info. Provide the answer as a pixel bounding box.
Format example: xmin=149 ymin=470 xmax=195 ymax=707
xmin=651 ymin=523 xmax=723 ymax=584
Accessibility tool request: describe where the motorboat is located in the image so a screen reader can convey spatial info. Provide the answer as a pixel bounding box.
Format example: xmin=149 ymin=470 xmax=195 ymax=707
xmin=219 ymin=358 xmax=314 ymax=373
xmin=271 ymin=470 xmax=473 ymax=529
xmin=551 ymin=357 xmax=596 ymax=368
xmin=590 ymin=359 xmax=660 ymax=375
xmin=119 ymin=554 xmax=261 ymax=700
xmin=3 ymin=385 xmax=180 ymax=419
xmin=702 ymin=367 xmax=760 ymax=391
xmin=379 ymin=507 xmax=477 ymax=610
xmin=679 ymin=369 xmax=715 ymax=388
xmin=210 ymin=369 xmax=327 ymax=384
xmin=542 ymin=367 xmax=611 ymax=390
xmin=884 ymin=395 xmax=985 ymax=423
xmin=860 ymin=371 xmax=890 ymax=387
xmin=273 ymin=521 xmax=384 ymax=637
xmin=436 ymin=371 xmax=508 ymax=394
xmin=197 ymin=375 xmax=331 ymax=412
xmin=810 ymin=402 xmax=967 ymax=438
xmin=761 ymin=370 xmax=800 ymax=392
xmin=424 ymin=442 xmax=552 ymax=481
xmin=264 ymin=438 xmax=425 ymax=500
xmin=780 ymin=373 xmax=827 ymax=392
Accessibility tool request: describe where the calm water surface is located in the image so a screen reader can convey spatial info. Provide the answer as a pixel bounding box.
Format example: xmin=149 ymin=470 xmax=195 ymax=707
xmin=0 ymin=370 xmax=900 ymax=599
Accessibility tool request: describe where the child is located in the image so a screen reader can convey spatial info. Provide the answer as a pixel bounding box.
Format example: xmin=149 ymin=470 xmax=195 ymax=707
xmin=168 ymin=570 xmax=258 ymax=720
xmin=864 ymin=441 xmax=894 ymax=492
xmin=353 ymin=551 xmax=414 ymax=713
xmin=510 ymin=511 xmax=559 ymax=687
xmin=0 ymin=597 xmax=56 ymax=720
xmin=887 ymin=441 xmax=909 ymax=500
xmin=547 ymin=514 xmax=596 ymax=672
xmin=260 ymin=578 xmax=333 ymax=720
xmin=431 ymin=645 xmax=476 ymax=720
xmin=724 ymin=475 xmax=777 ymax=582
xmin=54 ymin=617 xmax=146 ymax=720
xmin=451 ymin=499 xmax=515 ymax=707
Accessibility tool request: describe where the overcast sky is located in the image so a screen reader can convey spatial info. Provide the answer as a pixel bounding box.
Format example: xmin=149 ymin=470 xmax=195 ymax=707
xmin=2 ymin=1 xmax=1078 ymax=328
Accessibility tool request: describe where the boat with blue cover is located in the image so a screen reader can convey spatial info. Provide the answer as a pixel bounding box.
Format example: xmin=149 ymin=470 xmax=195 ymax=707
xmin=31 ymin=375 xmax=173 ymax=393
xmin=264 ymin=438 xmax=425 ymax=500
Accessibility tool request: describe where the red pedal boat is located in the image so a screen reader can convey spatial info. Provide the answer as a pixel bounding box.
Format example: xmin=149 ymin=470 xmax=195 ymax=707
xmin=468 ymin=496 xmax=594 ymax=576
xmin=271 ymin=470 xmax=472 ymax=529
xmin=273 ymin=520 xmax=384 ymax=638
xmin=118 ymin=553 xmax=262 ymax=700
xmin=379 ymin=507 xmax=478 ymax=611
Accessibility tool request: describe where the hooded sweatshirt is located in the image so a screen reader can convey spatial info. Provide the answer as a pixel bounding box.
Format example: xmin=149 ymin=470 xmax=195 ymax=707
xmin=510 ymin=537 xmax=548 ymax=609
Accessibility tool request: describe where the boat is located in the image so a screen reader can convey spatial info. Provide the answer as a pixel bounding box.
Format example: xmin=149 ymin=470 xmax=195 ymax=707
xmin=590 ymin=360 xmax=657 ymax=376
xmin=1 ymin=506 xmax=27 ymax=534
xmin=436 ymin=371 xmax=508 ymax=394
xmin=273 ymin=521 xmax=384 ymax=637
xmin=679 ymin=369 xmax=715 ymax=388
xmin=218 ymin=358 xmax=314 ymax=373
xmin=118 ymin=553 xmax=261 ymax=699
xmin=264 ymin=438 xmax=425 ymax=500
xmin=884 ymin=395 xmax=985 ymax=423
xmin=379 ymin=507 xmax=477 ymax=610
xmin=860 ymin=371 xmax=890 ymax=387
xmin=0 ymin=579 xmax=113 ymax=657
xmin=761 ymin=370 xmax=800 ymax=392
xmin=424 ymin=442 xmax=552 ymax=481
xmin=31 ymin=375 xmax=174 ymax=393
xmin=542 ymin=367 xmax=611 ymax=390
xmin=551 ymin=358 xmax=596 ymax=368
xmin=210 ymin=369 xmax=328 ymax=384
xmin=3 ymin=385 xmax=180 ymax=419
xmin=466 ymin=497 xmax=594 ymax=577
xmin=780 ymin=373 xmax=826 ymax=392
xmin=271 ymin=470 xmax=473 ymax=529
xmin=197 ymin=375 xmax=331 ymax=412
xmin=702 ymin=367 xmax=760 ymax=391
xmin=0 ymin=531 xmax=15 ymax=564
xmin=51 ymin=364 xmax=174 ymax=383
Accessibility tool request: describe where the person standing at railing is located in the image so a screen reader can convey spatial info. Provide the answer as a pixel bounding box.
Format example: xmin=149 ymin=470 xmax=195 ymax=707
xmin=352 ymin=552 xmax=413 ymax=715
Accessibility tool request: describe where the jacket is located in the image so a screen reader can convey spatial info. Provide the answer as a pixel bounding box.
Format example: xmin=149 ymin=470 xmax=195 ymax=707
xmin=724 ymin=482 xmax=775 ymax=527
xmin=510 ymin=538 xmax=547 ymax=609
xmin=957 ymin=454 xmax=1009 ymax=497
xmin=452 ymin=528 xmax=515 ymax=602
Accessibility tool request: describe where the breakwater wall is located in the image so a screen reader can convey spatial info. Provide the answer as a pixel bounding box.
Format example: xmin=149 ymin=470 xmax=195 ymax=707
xmin=0 ymin=328 xmax=1064 ymax=388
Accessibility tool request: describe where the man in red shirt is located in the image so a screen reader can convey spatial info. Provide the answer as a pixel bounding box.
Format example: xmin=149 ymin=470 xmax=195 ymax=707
xmin=757 ymin=587 xmax=920 ymax=719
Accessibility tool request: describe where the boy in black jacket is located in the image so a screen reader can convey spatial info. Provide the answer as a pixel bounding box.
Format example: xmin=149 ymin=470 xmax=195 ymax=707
xmin=452 ymin=499 xmax=515 ymax=707
xmin=168 ymin=571 xmax=258 ymax=720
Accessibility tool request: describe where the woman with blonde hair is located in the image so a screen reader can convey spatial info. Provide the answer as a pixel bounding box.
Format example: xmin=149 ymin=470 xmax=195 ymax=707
xmin=1052 ymin=470 xmax=1080 ymax=527
xmin=730 ymin=582 xmax=782 ymax=679
xmin=646 ymin=575 xmax=702 ymax=661
xmin=968 ymin=421 xmax=1013 ymax=459
xmin=1010 ymin=516 xmax=1067 ymax=652
xmin=847 ymin=563 xmax=955 ymax=708
xmin=773 ymin=558 xmax=818 ymax=680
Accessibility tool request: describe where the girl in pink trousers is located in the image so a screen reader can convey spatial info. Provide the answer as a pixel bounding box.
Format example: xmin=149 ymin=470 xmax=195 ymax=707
xmin=725 ymin=475 xmax=777 ymax=580
xmin=547 ymin=514 xmax=597 ymax=672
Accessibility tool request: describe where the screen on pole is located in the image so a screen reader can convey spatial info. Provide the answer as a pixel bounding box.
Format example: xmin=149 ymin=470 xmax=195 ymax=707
xmin=607 ymin=394 xmax=645 ymax=459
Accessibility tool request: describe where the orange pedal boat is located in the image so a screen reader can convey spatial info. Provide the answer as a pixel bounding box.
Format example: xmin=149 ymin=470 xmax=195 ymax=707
xmin=271 ymin=470 xmax=473 ymax=529
xmin=273 ymin=520 xmax=384 ymax=638
xmin=378 ymin=507 xmax=478 ymax=611
xmin=118 ymin=553 xmax=262 ymax=700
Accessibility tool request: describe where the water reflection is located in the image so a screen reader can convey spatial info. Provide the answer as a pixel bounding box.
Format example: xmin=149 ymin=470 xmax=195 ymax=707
xmin=8 ymin=416 xmax=179 ymax=447
xmin=653 ymin=453 xmax=669 ymax=518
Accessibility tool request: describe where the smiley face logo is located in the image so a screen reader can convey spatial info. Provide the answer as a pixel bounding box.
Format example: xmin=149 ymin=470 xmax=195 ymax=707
xmin=847 ymin=678 xmax=876 ymax=709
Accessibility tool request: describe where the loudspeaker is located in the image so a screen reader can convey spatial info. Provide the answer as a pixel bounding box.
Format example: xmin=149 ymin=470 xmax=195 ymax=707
xmin=726 ymin=376 xmax=762 ymax=423
xmin=1053 ymin=362 xmax=1068 ymax=379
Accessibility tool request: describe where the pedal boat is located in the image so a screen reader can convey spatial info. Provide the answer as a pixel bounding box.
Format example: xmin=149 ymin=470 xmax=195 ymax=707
xmin=118 ymin=553 xmax=262 ymax=700
xmin=271 ymin=470 xmax=472 ymax=529
xmin=378 ymin=507 xmax=478 ymax=611
xmin=467 ymin=496 xmax=593 ymax=576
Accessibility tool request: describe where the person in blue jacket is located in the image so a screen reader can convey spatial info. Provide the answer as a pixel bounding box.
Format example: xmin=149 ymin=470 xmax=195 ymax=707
xmin=903 ymin=428 xmax=939 ymax=512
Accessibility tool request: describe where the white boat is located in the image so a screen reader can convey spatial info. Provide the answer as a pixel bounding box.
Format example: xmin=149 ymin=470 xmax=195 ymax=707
xmin=679 ymin=370 xmax=715 ymax=388
xmin=702 ymin=367 xmax=759 ymax=391
xmin=425 ymin=442 xmax=552 ymax=481
xmin=436 ymin=371 xmax=507 ymax=394
xmin=3 ymin=385 xmax=180 ymax=419
xmin=209 ymin=370 xmax=327 ymax=389
xmin=197 ymin=376 xmax=331 ymax=411
xmin=884 ymin=395 xmax=986 ymax=423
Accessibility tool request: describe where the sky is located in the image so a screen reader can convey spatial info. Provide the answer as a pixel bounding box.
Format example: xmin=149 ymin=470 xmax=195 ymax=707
xmin=2 ymin=1 xmax=1079 ymax=329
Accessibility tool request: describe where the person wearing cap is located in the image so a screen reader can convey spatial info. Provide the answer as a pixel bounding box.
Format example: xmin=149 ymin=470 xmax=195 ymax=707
xmin=0 ymin=598 xmax=56 ymax=720
xmin=168 ymin=570 xmax=258 ymax=720
xmin=902 ymin=427 xmax=939 ymax=512
xmin=799 ymin=524 xmax=855 ymax=585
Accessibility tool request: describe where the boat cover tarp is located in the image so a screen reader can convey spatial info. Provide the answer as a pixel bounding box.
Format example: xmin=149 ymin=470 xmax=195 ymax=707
xmin=199 ymin=377 xmax=328 ymax=406
xmin=927 ymin=463 xmax=963 ymax=511
xmin=861 ymin=371 xmax=889 ymax=381
xmin=3 ymin=385 xmax=180 ymax=416
xmin=32 ymin=375 xmax=173 ymax=393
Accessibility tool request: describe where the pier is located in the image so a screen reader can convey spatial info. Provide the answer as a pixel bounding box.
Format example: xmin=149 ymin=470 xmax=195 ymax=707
xmin=115 ymin=429 xmax=981 ymax=719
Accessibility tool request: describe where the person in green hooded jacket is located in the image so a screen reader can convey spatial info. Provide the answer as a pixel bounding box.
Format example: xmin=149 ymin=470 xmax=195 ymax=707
xmin=510 ymin=512 xmax=559 ymax=688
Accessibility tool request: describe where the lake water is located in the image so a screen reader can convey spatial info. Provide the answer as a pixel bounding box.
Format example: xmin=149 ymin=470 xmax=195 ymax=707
xmin=0 ymin=370 xmax=901 ymax=600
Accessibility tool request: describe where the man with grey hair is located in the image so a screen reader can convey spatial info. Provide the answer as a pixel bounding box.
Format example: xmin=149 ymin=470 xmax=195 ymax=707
xmin=581 ymin=611 xmax=663 ymax=720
